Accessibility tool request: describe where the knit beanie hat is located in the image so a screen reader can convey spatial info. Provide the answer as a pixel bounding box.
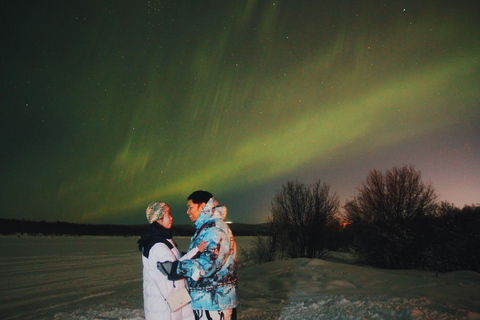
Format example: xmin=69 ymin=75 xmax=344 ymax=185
xmin=146 ymin=201 xmax=168 ymax=224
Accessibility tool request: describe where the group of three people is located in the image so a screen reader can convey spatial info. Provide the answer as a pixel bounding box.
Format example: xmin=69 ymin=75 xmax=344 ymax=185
xmin=138 ymin=190 xmax=238 ymax=320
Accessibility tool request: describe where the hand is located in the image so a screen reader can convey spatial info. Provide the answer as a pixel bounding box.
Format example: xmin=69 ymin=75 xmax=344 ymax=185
xmin=157 ymin=261 xmax=173 ymax=276
xmin=197 ymin=241 xmax=208 ymax=252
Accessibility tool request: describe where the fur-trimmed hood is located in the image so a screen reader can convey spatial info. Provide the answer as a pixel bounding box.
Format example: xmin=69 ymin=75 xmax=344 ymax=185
xmin=194 ymin=197 xmax=227 ymax=228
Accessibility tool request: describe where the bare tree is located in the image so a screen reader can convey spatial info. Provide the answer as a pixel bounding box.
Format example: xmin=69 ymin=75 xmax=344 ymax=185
xmin=270 ymin=179 xmax=340 ymax=259
xmin=344 ymin=164 xmax=438 ymax=268
xmin=423 ymin=203 xmax=480 ymax=273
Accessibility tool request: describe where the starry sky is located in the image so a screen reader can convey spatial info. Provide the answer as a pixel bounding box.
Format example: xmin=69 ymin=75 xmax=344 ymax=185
xmin=1 ymin=1 xmax=479 ymax=225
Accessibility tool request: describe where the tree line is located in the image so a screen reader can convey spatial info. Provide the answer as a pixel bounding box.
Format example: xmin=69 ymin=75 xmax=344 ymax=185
xmin=0 ymin=218 xmax=264 ymax=237
xmin=244 ymin=164 xmax=480 ymax=273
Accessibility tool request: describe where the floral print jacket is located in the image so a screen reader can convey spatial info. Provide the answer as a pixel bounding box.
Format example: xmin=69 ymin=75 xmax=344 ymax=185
xmin=176 ymin=198 xmax=238 ymax=311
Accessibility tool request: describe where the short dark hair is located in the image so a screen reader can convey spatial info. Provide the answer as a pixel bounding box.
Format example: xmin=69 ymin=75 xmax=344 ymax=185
xmin=187 ymin=190 xmax=213 ymax=204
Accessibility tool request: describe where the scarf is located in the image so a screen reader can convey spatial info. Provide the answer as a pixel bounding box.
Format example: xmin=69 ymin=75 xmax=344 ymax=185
xmin=137 ymin=222 xmax=174 ymax=258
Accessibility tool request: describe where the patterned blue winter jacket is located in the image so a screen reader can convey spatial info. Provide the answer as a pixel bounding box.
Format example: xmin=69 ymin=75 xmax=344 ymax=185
xmin=176 ymin=198 xmax=238 ymax=311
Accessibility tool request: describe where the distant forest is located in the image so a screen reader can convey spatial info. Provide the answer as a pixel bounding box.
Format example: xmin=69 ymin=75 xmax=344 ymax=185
xmin=0 ymin=218 xmax=266 ymax=237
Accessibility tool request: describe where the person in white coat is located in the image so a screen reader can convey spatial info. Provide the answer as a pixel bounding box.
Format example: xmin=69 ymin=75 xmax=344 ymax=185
xmin=138 ymin=201 xmax=206 ymax=320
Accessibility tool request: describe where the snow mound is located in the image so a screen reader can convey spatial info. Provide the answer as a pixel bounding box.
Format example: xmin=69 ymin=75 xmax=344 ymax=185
xmin=53 ymin=306 xmax=144 ymax=320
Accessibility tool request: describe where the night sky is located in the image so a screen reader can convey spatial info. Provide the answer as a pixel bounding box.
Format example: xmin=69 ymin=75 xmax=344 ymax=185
xmin=1 ymin=1 xmax=479 ymax=225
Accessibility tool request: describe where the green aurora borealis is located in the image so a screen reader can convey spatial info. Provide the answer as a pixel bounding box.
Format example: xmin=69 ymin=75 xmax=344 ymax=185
xmin=1 ymin=1 xmax=479 ymax=224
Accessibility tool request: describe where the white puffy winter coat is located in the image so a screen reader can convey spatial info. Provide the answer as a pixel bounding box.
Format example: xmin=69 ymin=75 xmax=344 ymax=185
xmin=142 ymin=239 xmax=196 ymax=320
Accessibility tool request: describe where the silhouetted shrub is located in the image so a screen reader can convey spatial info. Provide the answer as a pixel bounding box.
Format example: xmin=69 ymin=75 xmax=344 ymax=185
xmin=422 ymin=203 xmax=480 ymax=273
xmin=262 ymin=179 xmax=340 ymax=260
xmin=344 ymin=164 xmax=438 ymax=269
xmin=323 ymin=219 xmax=353 ymax=252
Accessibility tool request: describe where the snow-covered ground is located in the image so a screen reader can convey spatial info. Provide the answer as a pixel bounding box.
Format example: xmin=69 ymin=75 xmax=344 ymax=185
xmin=1 ymin=236 xmax=479 ymax=320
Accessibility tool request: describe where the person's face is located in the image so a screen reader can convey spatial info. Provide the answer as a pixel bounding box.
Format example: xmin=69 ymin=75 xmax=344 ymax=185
xmin=187 ymin=200 xmax=204 ymax=223
xmin=157 ymin=206 xmax=173 ymax=229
